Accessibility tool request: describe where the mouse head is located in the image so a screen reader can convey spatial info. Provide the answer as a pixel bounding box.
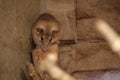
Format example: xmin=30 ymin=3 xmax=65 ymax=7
xmin=32 ymin=13 xmax=60 ymax=51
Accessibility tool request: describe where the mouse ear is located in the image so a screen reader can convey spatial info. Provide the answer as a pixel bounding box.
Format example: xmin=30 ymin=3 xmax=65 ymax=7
xmin=52 ymin=30 xmax=59 ymax=35
xmin=36 ymin=28 xmax=44 ymax=33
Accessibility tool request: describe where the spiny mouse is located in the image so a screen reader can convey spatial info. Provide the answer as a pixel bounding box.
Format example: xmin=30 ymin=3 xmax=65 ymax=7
xmin=31 ymin=13 xmax=60 ymax=80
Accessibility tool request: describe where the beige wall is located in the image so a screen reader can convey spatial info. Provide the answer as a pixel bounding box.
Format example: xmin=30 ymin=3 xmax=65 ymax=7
xmin=0 ymin=0 xmax=40 ymax=80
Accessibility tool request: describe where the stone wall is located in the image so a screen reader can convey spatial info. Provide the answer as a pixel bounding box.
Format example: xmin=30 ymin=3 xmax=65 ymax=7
xmin=59 ymin=0 xmax=120 ymax=73
xmin=69 ymin=0 xmax=120 ymax=80
xmin=0 ymin=0 xmax=40 ymax=80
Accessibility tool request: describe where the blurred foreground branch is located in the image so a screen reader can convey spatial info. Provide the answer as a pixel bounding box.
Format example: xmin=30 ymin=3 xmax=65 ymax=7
xmin=40 ymin=54 xmax=76 ymax=80
xmin=27 ymin=54 xmax=76 ymax=80
xmin=95 ymin=20 xmax=120 ymax=56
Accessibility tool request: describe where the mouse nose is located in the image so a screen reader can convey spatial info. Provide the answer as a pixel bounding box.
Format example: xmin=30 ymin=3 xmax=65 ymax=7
xmin=44 ymin=41 xmax=49 ymax=47
xmin=41 ymin=43 xmax=48 ymax=51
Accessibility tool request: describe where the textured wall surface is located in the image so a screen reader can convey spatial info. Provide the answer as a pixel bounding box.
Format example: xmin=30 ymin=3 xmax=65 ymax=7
xmin=59 ymin=0 xmax=120 ymax=73
xmin=0 ymin=0 xmax=40 ymax=80
xmin=75 ymin=0 xmax=120 ymax=71
xmin=59 ymin=0 xmax=120 ymax=79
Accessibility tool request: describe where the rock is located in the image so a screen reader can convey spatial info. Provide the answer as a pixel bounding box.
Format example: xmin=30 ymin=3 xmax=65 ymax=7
xmin=77 ymin=18 xmax=103 ymax=41
xmin=59 ymin=42 xmax=120 ymax=73
xmin=77 ymin=0 xmax=120 ymax=37
xmin=59 ymin=44 xmax=76 ymax=73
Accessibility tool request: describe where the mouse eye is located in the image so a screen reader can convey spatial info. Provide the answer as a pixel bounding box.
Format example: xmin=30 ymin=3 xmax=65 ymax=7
xmin=52 ymin=30 xmax=59 ymax=36
xmin=36 ymin=28 xmax=43 ymax=33
xmin=40 ymin=36 xmax=44 ymax=41
xmin=52 ymin=31 xmax=58 ymax=34
xmin=49 ymin=38 xmax=52 ymax=42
